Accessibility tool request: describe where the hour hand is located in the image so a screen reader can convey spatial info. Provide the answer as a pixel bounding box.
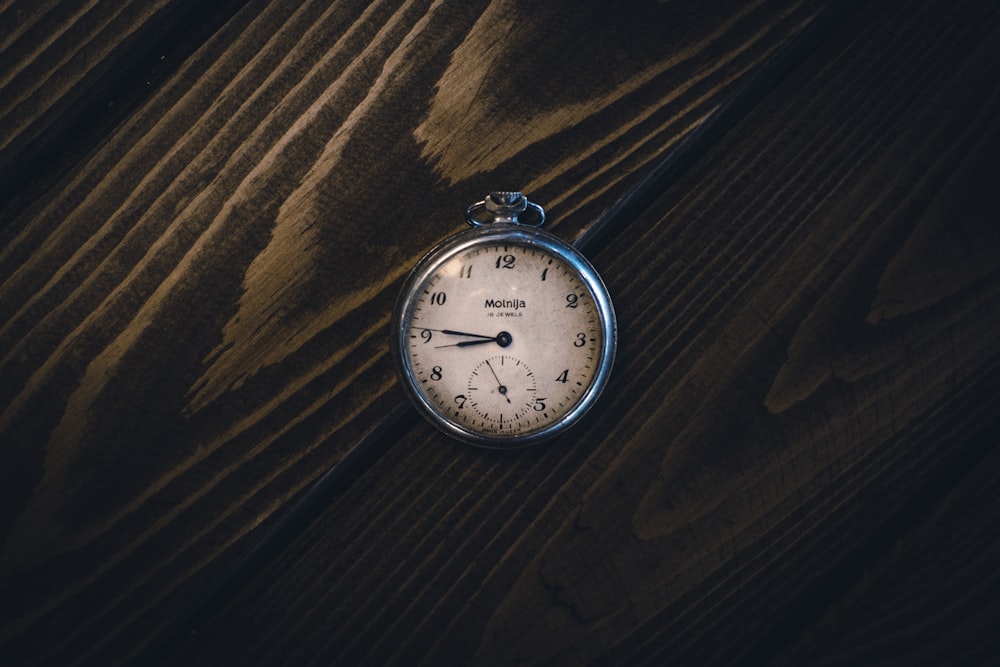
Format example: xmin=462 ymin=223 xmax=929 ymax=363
xmin=439 ymin=338 xmax=496 ymax=348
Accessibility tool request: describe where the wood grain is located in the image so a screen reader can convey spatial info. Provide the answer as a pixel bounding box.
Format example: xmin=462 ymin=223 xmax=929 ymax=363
xmin=768 ymin=428 xmax=1000 ymax=666
xmin=0 ymin=0 xmax=171 ymax=159
xmin=0 ymin=0 xmax=835 ymax=663
xmin=0 ymin=0 xmax=250 ymax=217
xmin=167 ymin=1 xmax=1000 ymax=664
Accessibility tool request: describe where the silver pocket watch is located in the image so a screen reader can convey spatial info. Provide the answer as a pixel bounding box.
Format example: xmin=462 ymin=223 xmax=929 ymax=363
xmin=390 ymin=192 xmax=617 ymax=448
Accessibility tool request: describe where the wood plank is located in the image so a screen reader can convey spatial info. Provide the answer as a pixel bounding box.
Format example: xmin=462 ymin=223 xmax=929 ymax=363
xmin=0 ymin=0 xmax=251 ymax=217
xmin=167 ymin=1 xmax=1000 ymax=664
xmin=767 ymin=427 xmax=1000 ymax=666
xmin=0 ymin=1 xmax=834 ymax=663
xmin=0 ymin=0 xmax=174 ymax=159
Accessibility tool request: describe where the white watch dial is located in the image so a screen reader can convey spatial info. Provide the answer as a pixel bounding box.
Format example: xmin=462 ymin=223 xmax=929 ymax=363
xmin=403 ymin=239 xmax=605 ymax=440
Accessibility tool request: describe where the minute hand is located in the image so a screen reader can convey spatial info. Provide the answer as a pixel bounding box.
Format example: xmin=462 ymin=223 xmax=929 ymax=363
xmin=438 ymin=329 xmax=496 ymax=339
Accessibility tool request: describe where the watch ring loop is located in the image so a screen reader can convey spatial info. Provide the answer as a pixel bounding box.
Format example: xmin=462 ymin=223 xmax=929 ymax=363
xmin=465 ymin=194 xmax=546 ymax=228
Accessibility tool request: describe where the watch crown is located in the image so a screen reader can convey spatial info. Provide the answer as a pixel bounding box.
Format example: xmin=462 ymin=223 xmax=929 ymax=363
xmin=485 ymin=192 xmax=527 ymax=221
xmin=488 ymin=191 xmax=524 ymax=207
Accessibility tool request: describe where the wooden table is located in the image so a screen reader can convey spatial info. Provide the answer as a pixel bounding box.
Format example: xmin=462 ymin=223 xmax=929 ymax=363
xmin=2 ymin=1 xmax=998 ymax=664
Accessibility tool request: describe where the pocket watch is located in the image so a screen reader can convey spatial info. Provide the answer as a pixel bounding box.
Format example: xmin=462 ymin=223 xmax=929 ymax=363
xmin=390 ymin=191 xmax=617 ymax=448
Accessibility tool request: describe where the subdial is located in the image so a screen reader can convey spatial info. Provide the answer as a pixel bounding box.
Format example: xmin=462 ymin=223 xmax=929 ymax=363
xmin=466 ymin=355 xmax=537 ymax=428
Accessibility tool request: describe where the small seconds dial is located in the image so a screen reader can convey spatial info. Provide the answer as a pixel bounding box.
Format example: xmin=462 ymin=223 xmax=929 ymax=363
xmin=404 ymin=239 xmax=604 ymax=439
xmin=467 ymin=355 xmax=537 ymax=427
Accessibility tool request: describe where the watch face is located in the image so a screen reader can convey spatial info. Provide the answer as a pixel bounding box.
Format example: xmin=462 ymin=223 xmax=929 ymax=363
xmin=392 ymin=226 xmax=615 ymax=447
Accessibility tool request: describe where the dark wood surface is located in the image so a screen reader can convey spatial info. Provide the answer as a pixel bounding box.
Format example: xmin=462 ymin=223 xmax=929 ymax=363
xmin=1 ymin=0 xmax=998 ymax=665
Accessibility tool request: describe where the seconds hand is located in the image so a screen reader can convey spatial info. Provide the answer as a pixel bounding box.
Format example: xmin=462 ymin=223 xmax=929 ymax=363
xmin=484 ymin=359 xmax=511 ymax=404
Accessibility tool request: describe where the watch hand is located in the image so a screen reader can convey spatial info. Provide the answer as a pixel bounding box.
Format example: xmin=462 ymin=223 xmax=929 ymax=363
xmin=432 ymin=330 xmax=512 ymax=349
xmin=485 ymin=359 xmax=512 ymax=404
xmin=422 ymin=328 xmax=495 ymax=339
xmin=486 ymin=359 xmax=510 ymax=403
xmin=435 ymin=338 xmax=495 ymax=348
